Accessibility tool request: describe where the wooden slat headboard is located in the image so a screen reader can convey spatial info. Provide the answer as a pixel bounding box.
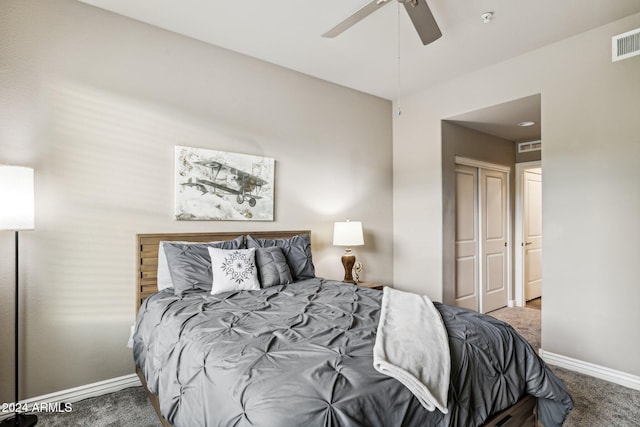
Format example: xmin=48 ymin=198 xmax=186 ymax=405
xmin=136 ymin=230 xmax=311 ymax=311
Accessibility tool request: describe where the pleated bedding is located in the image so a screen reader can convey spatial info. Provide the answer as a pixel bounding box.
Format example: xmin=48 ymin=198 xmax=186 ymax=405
xmin=133 ymin=278 xmax=572 ymax=427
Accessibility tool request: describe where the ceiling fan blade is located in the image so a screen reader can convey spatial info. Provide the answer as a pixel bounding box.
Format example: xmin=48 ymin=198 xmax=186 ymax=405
xmin=403 ymin=0 xmax=442 ymax=45
xmin=322 ymin=0 xmax=391 ymax=38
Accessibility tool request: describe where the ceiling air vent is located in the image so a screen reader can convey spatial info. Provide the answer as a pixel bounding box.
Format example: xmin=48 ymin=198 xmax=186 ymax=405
xmin=612 ymin=28 xmax=640 ymax=62
xmin=518 ymin=140 xmax=541 ymax=153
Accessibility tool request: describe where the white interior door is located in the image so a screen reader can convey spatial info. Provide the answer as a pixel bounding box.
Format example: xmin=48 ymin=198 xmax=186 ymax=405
xmin=524 ymin=168 xmax=542 ymax=301
xmin=454 ymin=164 xmax=479 ymax=311
xmin=480 ymin=168 xmax=509 ymax=313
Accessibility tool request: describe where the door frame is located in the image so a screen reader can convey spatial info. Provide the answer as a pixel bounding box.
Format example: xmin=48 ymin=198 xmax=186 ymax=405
xmin=455 ymin=156 xmax=512 ymax=312
xmin=514 ymin=160 xmax=542 ymax=307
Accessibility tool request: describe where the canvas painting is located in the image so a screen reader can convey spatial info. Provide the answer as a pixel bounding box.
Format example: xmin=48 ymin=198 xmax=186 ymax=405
xmin=175 ymin=146 xmax=275 ymax=221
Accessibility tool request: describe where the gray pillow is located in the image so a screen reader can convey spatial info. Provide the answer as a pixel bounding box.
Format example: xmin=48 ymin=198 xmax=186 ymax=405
xmin=163 ymin=236 xmax=244 ymax=296
xmin=246 ymin=234 xmax=315 ymax=281
xmin=255 ymin=247 xmax=293 ymax=288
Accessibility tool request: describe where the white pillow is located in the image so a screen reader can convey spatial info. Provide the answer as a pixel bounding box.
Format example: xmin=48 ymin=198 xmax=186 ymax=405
xmin=208 ymin=247 xmax=260 ymax=295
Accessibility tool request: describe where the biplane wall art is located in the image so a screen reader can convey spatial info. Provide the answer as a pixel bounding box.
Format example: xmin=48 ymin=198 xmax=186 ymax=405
xmin=174 ymin=146 xmax=275 ymax=221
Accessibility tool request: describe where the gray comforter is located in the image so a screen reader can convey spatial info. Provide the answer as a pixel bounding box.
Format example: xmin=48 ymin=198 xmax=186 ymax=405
xmin=133 ymin=278 xmax=572 ymax=427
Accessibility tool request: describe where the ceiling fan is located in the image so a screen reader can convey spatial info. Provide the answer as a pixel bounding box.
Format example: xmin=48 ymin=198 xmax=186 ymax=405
xmin=322 ymin=0 xmax=442 ymax=46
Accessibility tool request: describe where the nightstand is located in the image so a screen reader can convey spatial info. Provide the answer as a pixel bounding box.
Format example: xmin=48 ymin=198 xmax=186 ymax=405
xmin=354 ymin=281 xmax=384 ymax=291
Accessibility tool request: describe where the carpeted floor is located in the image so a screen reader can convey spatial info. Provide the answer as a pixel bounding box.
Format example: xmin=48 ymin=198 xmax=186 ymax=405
xmin=490 ymin=306 xmax=541 ymax=351
xmin=34 ymin=386 xmax=159 ymax=427
xmin=33 ymin=306 xmax=640 ymax=426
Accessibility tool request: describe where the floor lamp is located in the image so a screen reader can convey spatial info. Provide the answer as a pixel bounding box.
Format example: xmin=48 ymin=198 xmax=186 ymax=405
xmin=0 ymin=166 xmax=37 ymax=427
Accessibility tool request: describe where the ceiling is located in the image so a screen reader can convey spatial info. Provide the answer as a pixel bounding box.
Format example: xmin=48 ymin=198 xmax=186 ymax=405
xmin=74 ymin=1 xmax=638 ymax=141
xmin=448 ymin=94 xmax=541 ymax=142
xmin=76 ymin=0 xmax=640 ymax=101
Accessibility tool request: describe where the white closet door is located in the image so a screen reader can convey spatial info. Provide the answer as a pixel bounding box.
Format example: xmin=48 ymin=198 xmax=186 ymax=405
xmin=454 ymin=164 xmax=479 ymax=311
xmin=480 ymin=168 xmax=509 ymax=313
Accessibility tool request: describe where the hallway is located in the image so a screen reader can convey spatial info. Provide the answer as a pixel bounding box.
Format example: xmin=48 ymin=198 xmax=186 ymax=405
xmin=526 ymin=297 xmax=541 ymax=310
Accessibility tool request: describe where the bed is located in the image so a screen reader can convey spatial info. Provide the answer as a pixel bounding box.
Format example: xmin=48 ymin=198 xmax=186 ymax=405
xmin=133 ymin=231 xmax=573 ymax=427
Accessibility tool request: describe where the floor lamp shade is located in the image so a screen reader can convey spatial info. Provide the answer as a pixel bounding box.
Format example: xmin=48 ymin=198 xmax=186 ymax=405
xmin=0 ymin=166 xmax=35 ymax=230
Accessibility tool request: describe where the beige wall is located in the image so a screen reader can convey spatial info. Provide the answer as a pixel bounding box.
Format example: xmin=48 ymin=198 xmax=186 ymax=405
xmin=0 ymin=0 xmax=393 ymax=400
xmin=394 ymin=13 xmax=640 ymax=376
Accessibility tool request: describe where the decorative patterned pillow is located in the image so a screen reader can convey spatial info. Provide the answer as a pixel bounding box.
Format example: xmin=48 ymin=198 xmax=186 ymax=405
xmin=255 ymin=247 xmax=293 ymax=288
xmin=208 ymin=247 xmax=260 ymax=295
xmin=246 ymin=234 xmax=315 ymax=281
xmin=162 ymin=236 xmax=245 ymax=295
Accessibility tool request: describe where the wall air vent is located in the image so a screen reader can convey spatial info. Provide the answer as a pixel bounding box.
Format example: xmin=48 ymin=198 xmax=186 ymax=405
xmin=612 ymin=28 xmax=640 ymax=62
xmin=518 ymin=140 xmax=541 ymax=153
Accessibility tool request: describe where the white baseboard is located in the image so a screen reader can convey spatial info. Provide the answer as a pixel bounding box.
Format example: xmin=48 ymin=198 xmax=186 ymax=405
xmin=540 ymin=349 xmax=640 ymax=391
xmin=0 ymin=373 xmax=142 ymax=421
xmin=507 ymin=299 xmax=516 ymax=308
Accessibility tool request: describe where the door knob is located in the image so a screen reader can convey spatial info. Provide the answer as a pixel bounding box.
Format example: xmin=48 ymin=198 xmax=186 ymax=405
xmin=525 ymin=242 xmax=532 ymax=246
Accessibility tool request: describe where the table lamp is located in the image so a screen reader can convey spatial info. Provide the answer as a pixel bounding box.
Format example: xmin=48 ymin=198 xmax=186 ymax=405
xmin=333 ymin=220 xmax=364 ymax=283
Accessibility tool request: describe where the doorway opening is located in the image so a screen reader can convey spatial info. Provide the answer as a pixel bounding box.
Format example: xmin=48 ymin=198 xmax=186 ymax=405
xmin=442 ymin=94 xmax=542 ymax=317
xmin=515 ymin=161 xmax=542 ymax=309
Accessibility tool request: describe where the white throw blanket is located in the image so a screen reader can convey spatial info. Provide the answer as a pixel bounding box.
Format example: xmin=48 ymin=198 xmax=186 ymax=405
xmin=373 ymin=287 xmax=451 ymax=414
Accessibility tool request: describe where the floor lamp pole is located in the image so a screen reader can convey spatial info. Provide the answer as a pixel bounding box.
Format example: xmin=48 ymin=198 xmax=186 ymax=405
xmin=15 ymin=231 xmax=19 ymax=419
xmin=1 ymin=231 xmax=37 ymax=427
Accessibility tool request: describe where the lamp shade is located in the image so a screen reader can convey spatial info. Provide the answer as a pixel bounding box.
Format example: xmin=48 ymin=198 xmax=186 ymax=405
xmin=333 ymin=220 xmax=364 ymax=246
xmin=0 ymin=166 xmax=35 ymax=230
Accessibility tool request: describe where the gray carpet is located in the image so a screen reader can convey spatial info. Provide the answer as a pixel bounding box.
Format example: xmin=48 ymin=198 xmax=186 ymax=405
xmin=490 ymin=306 xmax=541 ymax=352
xmin=35 ymin=306 xmax=640 ymax=426
xmin=35 ymin=386 xmax=159 ymax=426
